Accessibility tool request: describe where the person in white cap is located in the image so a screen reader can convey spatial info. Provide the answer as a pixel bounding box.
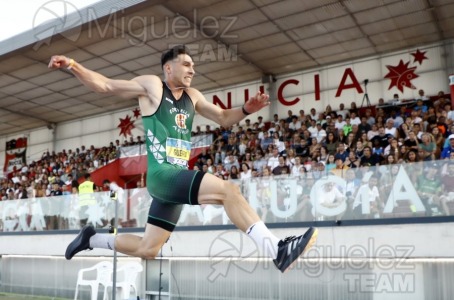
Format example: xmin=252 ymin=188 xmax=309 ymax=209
xmin=441 ymin=134 xmax=454 ymax=159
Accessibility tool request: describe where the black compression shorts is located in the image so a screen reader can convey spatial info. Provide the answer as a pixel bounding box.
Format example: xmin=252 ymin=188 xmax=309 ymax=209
xmin=147 ymin=169 xmax=205 ymax=231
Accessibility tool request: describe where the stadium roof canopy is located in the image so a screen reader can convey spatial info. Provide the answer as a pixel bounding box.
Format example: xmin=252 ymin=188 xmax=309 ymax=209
xmin=1 ymin=0 xmax=454 ymax=136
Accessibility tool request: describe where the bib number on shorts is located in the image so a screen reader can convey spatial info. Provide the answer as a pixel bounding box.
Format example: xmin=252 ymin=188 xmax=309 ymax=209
xmin=166 ymin=138 xmax=191 ymax=167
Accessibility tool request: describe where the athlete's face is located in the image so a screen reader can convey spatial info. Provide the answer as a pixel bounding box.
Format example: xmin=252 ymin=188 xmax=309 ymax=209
xmin=167 ymin=54 xmax=195 ymax=88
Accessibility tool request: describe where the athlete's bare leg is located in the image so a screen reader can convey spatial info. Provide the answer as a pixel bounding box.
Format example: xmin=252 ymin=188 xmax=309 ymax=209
xmin=197 ymin=173 xmax=260 ymax=232
xmin=115 ymin=174 xmax=260 ymax=258
xmin=114 ymin=224 xmax=171 ymax=259
xmin=196 ymin=172 xmax=318 ymax=273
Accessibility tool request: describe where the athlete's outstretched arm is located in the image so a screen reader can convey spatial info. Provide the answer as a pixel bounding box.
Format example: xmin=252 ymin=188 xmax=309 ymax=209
xmin=48 ymin=55 xmax=148 ymax=99
xmin=194 ymin=90 xmax=270 ymax=128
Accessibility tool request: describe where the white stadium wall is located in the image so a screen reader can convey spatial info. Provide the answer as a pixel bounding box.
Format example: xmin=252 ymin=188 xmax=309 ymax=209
xmin=0 ymin=41 xmax=453 ymax=170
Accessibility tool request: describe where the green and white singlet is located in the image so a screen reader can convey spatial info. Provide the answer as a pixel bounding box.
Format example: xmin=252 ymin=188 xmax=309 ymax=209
xmin=143 ymin=82 xmax=204 ymax=231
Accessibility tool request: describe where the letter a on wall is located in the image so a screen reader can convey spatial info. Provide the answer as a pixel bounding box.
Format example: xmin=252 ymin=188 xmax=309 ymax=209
xmin=383 ymin=167 xmax=425 ymax=213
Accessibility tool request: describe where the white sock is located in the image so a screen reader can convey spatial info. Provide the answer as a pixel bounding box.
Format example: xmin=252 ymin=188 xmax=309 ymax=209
xmin=89 ymin=234 xmax=116 ymax=251
xmin=246 ymin=221 xmax=280 ymax=259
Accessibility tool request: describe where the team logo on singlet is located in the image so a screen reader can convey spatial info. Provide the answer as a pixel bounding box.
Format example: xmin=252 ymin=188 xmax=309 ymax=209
xmin=170 ymin=107 xmax=190 ymax=134
xmin=175 ymin=113 xmax=187 ymax=129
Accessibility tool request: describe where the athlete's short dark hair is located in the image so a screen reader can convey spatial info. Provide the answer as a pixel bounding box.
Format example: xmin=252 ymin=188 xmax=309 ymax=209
xmin=161 ymin=45 xmax=191 ymax=69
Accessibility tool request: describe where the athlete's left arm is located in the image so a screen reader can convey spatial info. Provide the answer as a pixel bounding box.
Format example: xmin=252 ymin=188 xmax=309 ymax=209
xmin=192 ymin=89 xmax=270 ymax=128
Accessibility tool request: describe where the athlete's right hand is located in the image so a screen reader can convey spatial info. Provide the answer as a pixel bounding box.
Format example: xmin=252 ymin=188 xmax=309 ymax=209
xmin=48 ymin=55 xmax=71 ymax=69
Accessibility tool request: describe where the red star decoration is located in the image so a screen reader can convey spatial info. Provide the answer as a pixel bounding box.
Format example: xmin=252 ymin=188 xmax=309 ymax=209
xmin=384 ymin=60 xmax=419 ymax=93
xmin=133 ymin=107 xmax=141 ymax=119
xmin=118 ymin=115 xmax=135 ymax=137
xmin=411 ymin=49 xmax=428 ymax=65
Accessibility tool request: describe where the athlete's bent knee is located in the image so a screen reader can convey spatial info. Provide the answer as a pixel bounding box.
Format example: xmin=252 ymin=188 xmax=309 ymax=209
xmin=224 ymin=181 xmax=242 ymax=199
xmin=139 ymin=246 xmax=160 ymax=260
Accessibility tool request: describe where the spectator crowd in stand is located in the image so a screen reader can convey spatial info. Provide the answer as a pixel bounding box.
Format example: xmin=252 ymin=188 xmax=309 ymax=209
xmin=191 ymin=90 xmax=454 ymax=216
xmin=2 ymin=90 xmax=454 ymax=217
xmin=193 ymin=90 xmax=453 ymax=176
xmin=0 ymin=136 xmax=144 ymax=201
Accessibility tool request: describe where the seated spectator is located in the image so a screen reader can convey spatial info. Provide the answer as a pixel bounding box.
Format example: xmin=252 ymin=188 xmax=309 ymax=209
xmin=416 ymin=89 xmax=429 ymax=101
xmin=386 ymin=110 xmax=404 ymax=128
xmin=307 ymin=119 xmax=318 ymax=137
xmin=260 ymin=131 xmax=273 ymax=150
xmin=334 ymin=114 xmax=346 ymax=132
xmin=398 ymin=122 xmax=410 ymax=140
xmin=443 ymin=103 xmax=454 ymax=125
xmin=345 ymin=151 xmax=360 ymax=168
xmin=330 ymin=157 xmax=350 ymax=178
xmin=361 ymin=146 xmax=381 ymax=166
xmin=288 ymin=116 xmax=301 ymax=131
xmin=441 ymin=134 xmax=454 ymax=159
xmin=413 ymin=123 xmax=424 ymax=139
xmin=334 ymin=143 xmax=349 ymax=162
xmin=267 ymin=148 xmax=280 ymax=170
xmin=437 ymin=116 xmax=449 ymax=136
xmin=404 ymin=131 xmax=421 ymax=150
xmin=272 ymin=156 xmax=290 ymax=176
xmin=324 ymin=132 xmax=339 ymax=155
xmin=398 ymin=106 xmax=410 ymax=119
xmin=295 ymin=139 xmax=310 ymax=158
xmin=336 ymin=103 xmax=349 ymax=119
xmin=350 ymin=112 xmax=361 ymax=126
xmin=414 ymin=99 xmax=428 ymax=114
xmin=324 ymin=154 xmax=335 ymax=172
xmin=363 ymin=108 xmax=375 ymax=126
xmin=434 ymin=92 xmax=449 ymax=111
xmin=344 ymin=132 xmax=356 ymax=150
xmin=384 ymin=119 xmax=398 ymax=138
xmin=371 ymin=139 xmax=384 ymax=158
xmin=375 ymin=115 xmax=385 ymax=128
xmin=354 ymin=140 xmax=365 ymax=158
xmin=409 ymin=110 xmax=423 ymax=126
xmin=223 ymin=154 xmax=240 ymax=171
xmin=416 ymin=163 xmax=442 ymax=216
xmin=308 ymin=108 xmax=317 ymax=120
xmin=291 ymin=156 xmax=305 ymax=176
xmin=316 ymin=181 xmax=346 ymax=220
xmin=272 ymin=132 xmax=285 ymax=153
xmin=358 ymin=116 xmax=371 ymax=134
xmin=228 ymin=165 xmax=240 ymax=180
xmin=390 ymin=93 xmax=400 ymax=103
xmin=352 ymin=175 xmax=381 ymax=219
xmin=252 ymin=150 xmax=267 ymax=176
xmin=242 ymin=152 xmax=254 ymax=169
xmin=404 ymin=149 xmax=420 ymax=163
xmin=418 ymin=133 xmax=437 ymax=161
xmin=343 ymin=117 xmax=353 ymax=137
xmin=431 ymin=126 xmax=445 ymax=158
xmin=214 ymin=164 xmax=228 ymax=180
xmin=314 ymin=122 xmax=327 ymax=143
xmin=367 ymin=123 xmax=379 ymax=141
xmin=254 ymin=116 xmax=264 ymax=130
xmin=424 ymin=107 xmax=437 ymax=128
xmin=384 ymin=138 xmax=401 ymax=157
xmin=371 ymin=126 xmax=392 ymax=149
xmin=324 ymin=105 xmax=333 ymax=117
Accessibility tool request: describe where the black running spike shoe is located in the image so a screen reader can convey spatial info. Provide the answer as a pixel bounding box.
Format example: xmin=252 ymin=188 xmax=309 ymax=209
xmin=65 ymin=225 xmax=96 ymax=260
xmin=273 ymin=227 xmax=318 ymax=273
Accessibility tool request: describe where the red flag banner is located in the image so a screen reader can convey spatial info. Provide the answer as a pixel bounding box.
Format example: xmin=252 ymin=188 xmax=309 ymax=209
xmin=4 ymin=137 xmax=27 ymax=174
